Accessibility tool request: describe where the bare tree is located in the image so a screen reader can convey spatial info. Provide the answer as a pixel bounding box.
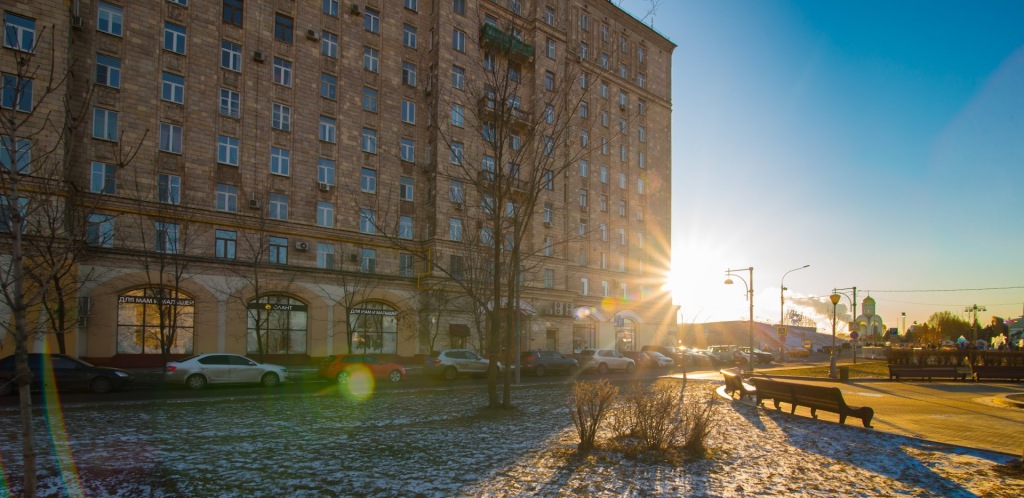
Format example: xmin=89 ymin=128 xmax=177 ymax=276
xmin=316 ymin=252 xmax=385 ymax=356
xmin=0 ymin=24 xmax=142 ymax=497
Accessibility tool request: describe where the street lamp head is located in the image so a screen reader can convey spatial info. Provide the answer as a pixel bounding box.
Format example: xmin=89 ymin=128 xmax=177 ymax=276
xmin=724 ymin=278 xmax=734 ymax=285
xmin=829 ymin=293 xmax=841 ymax=306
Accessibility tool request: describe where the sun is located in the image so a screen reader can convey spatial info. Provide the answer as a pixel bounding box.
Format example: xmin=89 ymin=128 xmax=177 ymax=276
xmin=668 ymin=237 xmax=751 ymax=324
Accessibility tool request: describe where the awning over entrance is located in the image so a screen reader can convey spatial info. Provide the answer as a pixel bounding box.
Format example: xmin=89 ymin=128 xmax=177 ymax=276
xmin=449 ymin=324 xmax=470 ymax=337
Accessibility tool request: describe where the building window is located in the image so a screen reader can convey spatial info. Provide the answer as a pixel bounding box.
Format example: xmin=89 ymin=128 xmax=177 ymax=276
xmin=318 ymin=158 xmax=335 ymax=185
xmin=163 ymin=23 xmax=187 ymax=54
xmin=268 ymin=193 xmax=289 ymax=220
xmin=359 ymin=209 xmax=376 ymax=234
xmin=448 ymin=218 xmax=463 ymax=241
xmin=91 ymin=108 xmax=118 ymax=141
xmin=217 ymin=135 xmax=239 ymax=165
xmin=97 ymin=3 xmax=124 ymax=37
xmin=90 ymin=162 xmax=115 ymax=194
xmin=400 ymin=253 xmax=414 ymax=277
xmin=220 ymin=40 xmax=242 ymax=72
xmin=580 ymin=277 xmax=589 ymax=296
xmin=400 ymin=138 xmax=415 ymax=162
xmin=398 ymin=216 xmax=413 ymax=240
xmin=449 ymin=142 xmax=463 ymax=164
xmin=579 ymin=160 xmax=588 ymax=177
xmin=449 ymin=180 xmax=464 ymax=203
xmin=402 ymin=62 xmax=417 ymax=87
xmin=579 ymin=189 xmax=588 ymax=208
xmin=452 ymin=29 xmax=465 ymax=52
xmin=544 ymin=269 xmax=554 ymax=289
xmin=543 ymin=170 xmax=554 ymax=190
xmin=362 ymin=87 xmax=378 ymax=112
xmin=453 ymin=0 xmax=466 ymax=15
xmin=450 ymin=104 xmax=464 ymax=127
xmin=316 ymin=201 xmax=334 ymax=228
xmin=0 ymin=195 xmax=26 ymax=234
xmin=219 ymin=88 xmax=240 ymax=118
xmin=274 ymin=14 xmax=293 ymax=43
xmin=319 ymin=116 xmax=337 ymax=143
xmin=619 ymin=172 xmax=627 ymax=189
xmin=86 ymin=214 xmax=114 ymax=247
xmin=273 ymin=57 xmax=293 ymax=86
xmin=215 ymin=229 xmax=236 ymax=259
xmin=0 ymin=137 xmax=30 ymax=173
xmin=401 ymin=100 xmax=416 ymax=124
xmin=159 ymin=123 xmax=182 ymax=154
xmin=215 ymin=184 xmax=237 ymax=212
xmin=363 ymin=47 xmax=379 ymax=72
xmin=323 ymin=0 xmax=339 ymax=17
xmin=1 ymin=75 xmax=31 ymax=113
xmin=3 ymin=13 xmax=35 ymax=52
xmin=546 ymin=39 xmax=555 ymax=59
xmin=399 ymin=177 xmax=414 ymax=201
xmin=223 ymin=0 xmax=244 ymax=26
xmin=360 ymin=168 xmax=377 ymax=193
xmin=599 ymin=194 xmax=607 ymax=212
xmin=544 ymin=71 xmax=555 ymax=91
xmin=543 ymin=236 xmax=553 ymax=257
xmin=268 ymin=237 xmax=288 ymax=265
xmin=364 ymin=8 xmax=380 ymax=33
xmin=321 ymin=73 xmax=337 ymax=99
xmin=403 ymin=24 xmax=417 ymax=48
xmin=451 ymin=66 xmax=465 ymax=89
xmin=116 ymin=289 xmax=194 ymax=355
xmin=361 ymin=128 xmax=377 ymax=153
xmin=317 ymin=243 xmax=334 ymax=269
xmin=95 ymin=54 xmax=121 ymax=88
xmin=155 ymin=221 xmax=179 ymax=253
xmin=270 ymin=147 xmax=290 ymax=176
xmin=271 ymin=102 xmax=291 ymax=131
xmin=322 ymin=31 xmax=339 ymax=58
xmin=157 ymin=174 xmax=181 ymax=204
xmin=246 ymin=295 xmax=308 ymax=353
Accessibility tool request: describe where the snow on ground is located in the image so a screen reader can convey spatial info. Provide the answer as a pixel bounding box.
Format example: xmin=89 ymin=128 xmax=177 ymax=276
xmin=0 ymin=380 xmax=1020 ymax=497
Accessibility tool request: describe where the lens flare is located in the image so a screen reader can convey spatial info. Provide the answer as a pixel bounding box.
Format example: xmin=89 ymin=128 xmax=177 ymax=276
xmin=338 ymin=366 xmax=376 ymax=401
xmin=38 ymin=353 xmax=83 ymax=496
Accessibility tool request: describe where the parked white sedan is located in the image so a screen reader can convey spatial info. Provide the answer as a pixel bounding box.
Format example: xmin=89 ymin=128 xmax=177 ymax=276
xmin=577 ymin=349 xmax=635 ymax=374
xmin=165 ymin=353 xmax=288 ymax=389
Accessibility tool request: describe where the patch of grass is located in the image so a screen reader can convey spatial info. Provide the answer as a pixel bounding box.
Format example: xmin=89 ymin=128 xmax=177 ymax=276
xmin=761 ymin=360 xmax=890 ymax=379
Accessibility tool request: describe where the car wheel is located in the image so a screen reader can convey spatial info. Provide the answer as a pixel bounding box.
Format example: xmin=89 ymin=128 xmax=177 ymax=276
xmin=443 ymin=366 xmax=458 ymax=381
xmin=597 ymin=363 xmax=609 ymax=375
xmin=336 ymin=371 xmax=350 ymax=384
xmin=261 ymin=372 xmax=281 ymax=388
xmin=567 ymin=365 xmax=578 ymax=376
xmin=625 ymin=362 xmax=635 ymax=374
xmin=388 ymin=370 xmax=402 ymax=383
xmin=90 ymin=377 xmax=114 ymax=394
xmin=535 ymin=365 xmax=546 ymax=377
xmin=185 ymin=374 xmax=207 ymax=390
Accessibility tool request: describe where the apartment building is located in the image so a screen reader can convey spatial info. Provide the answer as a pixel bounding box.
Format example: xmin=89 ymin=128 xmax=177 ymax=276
xmin=1 ymin=0 xmax=676 ymax=366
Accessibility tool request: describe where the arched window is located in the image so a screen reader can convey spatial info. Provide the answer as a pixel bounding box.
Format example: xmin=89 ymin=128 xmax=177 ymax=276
xmin=116 ymin=288 xmax=195 ymax=354
xmin=349 ymin=302 xmax=398 ymax=354
xmin=247 ymin=295 xmax=307 ymax=354
xmin=615 ymin=316 xmax=636 ymax=351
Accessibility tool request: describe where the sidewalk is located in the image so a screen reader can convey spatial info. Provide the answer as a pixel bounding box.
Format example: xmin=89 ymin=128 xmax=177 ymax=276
xmin=693 ymin=368 xmax=1024 ymax=456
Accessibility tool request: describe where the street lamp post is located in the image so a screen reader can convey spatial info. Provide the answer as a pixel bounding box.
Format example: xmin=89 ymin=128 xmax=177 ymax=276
xmin=779 ymin=264 xmax=810 ymax=361
xmin=829 ymin=293 xmax=841 ymax=379
xmin=725 ymin=267 xmax=754 ymax=375
xmin=965 ymin=304 xmax=986 ymax=348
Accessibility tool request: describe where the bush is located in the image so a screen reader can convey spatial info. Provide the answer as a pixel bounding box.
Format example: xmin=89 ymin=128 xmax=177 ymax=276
xmin=569 ymin=379 xmax=618 ymax=453
xmin=679 ymin=387 xmax=720 ymax=458
xmin=604 ymin=380 xmax=720 ymax=460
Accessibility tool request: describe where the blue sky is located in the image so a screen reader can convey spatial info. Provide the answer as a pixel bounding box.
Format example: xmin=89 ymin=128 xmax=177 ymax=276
xmin=619 ymin=0 xmax=1024 ymax=332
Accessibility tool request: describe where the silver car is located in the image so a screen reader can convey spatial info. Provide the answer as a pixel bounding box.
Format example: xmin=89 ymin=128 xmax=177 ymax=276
xmin=165 ymin=353 xmax=288 ymax=389
xmin=577 ymin=349 xmax=635 ymax=374
xmin=424 ymin=349 xmax=502 ymax=380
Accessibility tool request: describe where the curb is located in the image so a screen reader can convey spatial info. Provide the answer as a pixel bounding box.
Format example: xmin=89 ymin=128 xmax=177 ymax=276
xmin=993 ymin=394 xmax=1024 ymax=409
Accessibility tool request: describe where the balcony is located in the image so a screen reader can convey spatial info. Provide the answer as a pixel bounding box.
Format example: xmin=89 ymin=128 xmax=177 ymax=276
xmin=479 ymin=24 xmax=534 ymax=60
xmin=477 ymin=96 xmax=532 ymax=130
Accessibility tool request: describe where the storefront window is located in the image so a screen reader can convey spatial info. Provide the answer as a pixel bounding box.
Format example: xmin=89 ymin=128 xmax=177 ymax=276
xmin=247 ymin=295 xmax=307 ymax=354
xmin=116 ymin=288 xmax=195 ymax=354
xmin=573 ymin=321 xmax=595 ymax=352
xmin=349 ymin=302 xmax=398 ymax=354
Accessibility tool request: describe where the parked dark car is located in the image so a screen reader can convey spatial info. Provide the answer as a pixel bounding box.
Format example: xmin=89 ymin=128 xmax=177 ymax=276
xmin=641 ymin=345 xmax=692 ymax=367
xmin=0 ymin=353 xmax=134 ymax=395
xmin=623 ymin=351 xmax=657 ymax=369
xmin=739 ymin=347 xmax=775 ymax=364
xmin=519 ymin=350 xmax=578 ymax=376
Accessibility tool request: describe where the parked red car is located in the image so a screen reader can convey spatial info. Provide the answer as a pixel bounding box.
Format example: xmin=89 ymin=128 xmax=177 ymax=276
xmin=318 ymin=354 xmax=406 ymax=384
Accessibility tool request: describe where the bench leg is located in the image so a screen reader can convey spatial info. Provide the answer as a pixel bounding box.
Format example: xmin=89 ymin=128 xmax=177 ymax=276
xmin=773 ymin=400 xmax=781 ymax=411
xmin=839 ymin=413 xmax=847 ymax=425
xmin=809 ymin=407 xmax=816 ymax=419
xmin=791 ymin=404 xmax=798 ymax=415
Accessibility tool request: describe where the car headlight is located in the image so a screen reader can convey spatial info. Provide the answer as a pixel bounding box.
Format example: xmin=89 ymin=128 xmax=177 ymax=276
xmin=115 ymin=371 xmax=129 ymax=378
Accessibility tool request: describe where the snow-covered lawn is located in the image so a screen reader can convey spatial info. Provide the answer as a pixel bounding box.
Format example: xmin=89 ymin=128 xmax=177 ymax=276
xmin=1 ymin=380 xmax=1020 ymax=497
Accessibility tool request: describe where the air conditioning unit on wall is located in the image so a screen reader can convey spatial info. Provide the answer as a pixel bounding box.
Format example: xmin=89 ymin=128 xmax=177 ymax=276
xmin=306 ymin=29 xmax=319 ymax=41
xmin=319 ymin=182 xmax=332 ymax=192
xmin=295 ymin=241 xmax=309 ymax=251
xmin=248 ymin=199 xmax=262 ymax=209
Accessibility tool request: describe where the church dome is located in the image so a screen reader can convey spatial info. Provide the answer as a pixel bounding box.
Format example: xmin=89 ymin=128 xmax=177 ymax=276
xmin=862 ymin=296 xmax=875 ymax=305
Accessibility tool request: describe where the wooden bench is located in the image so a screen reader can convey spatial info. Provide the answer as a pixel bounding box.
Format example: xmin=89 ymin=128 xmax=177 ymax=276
xmin=720 ymin=369 xmax=756 ymax=400
xmin=749 ymin=377 xmax=874 ymax=428
xmin=972 ymin=365 xmax=1024 ymax=382
xmin=887 ymin=365 xmax=965 ymax=381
